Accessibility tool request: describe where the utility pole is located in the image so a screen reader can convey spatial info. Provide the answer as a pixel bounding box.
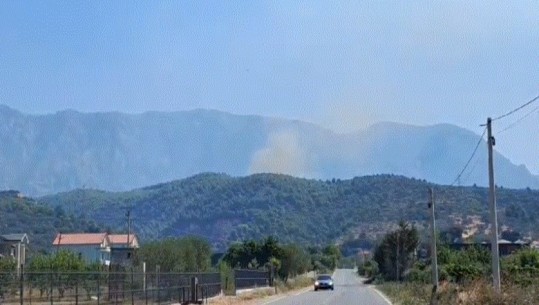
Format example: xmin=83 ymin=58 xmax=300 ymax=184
xmin=428 ymin=188 xmax=438 ymax=305
xmin=396 ymin=233 xmax=400 ymax=281
xmin=126 ymin=209 xmax=131 ymax=247
xmin=57 ymin=232 xmax=61 ymax=253
xmin=487 ymin=117 xmax=501 ymax=293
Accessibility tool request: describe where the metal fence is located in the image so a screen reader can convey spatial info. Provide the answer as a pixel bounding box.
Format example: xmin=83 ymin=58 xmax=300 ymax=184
xmin=0 ymin=269 xmax=221 ymax=305
xmin=234 ymin=269 xmax=271 ymax=290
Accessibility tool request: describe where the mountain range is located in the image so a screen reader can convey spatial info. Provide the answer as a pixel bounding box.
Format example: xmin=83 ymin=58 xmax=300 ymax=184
xmin=0 ymin=105 xmax=537 ymax=196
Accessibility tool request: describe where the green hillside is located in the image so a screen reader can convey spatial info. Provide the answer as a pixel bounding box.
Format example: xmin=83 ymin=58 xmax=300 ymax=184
xmin=38 ymin=174 xmax=539 ymax=251
xmin=0 ymin=191 xmax=101 ymax=253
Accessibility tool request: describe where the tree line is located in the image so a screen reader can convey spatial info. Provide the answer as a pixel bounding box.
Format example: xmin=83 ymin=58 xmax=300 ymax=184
xmin=358 ymin=221 xmax=539 ymax=303
xmin=0 ymin=235 xmax=342 ymax=284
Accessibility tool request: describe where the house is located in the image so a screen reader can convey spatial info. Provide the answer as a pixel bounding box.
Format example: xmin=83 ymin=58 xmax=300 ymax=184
xmin=450 ymin=239 xmax=530 ymax=256
xmin=108 ymin=234 xmax=139 ymax=267
xmin=0 ymin=233 xmax=29 ymax=275
xmin=52 ymin=233 xmax=111 ymax=265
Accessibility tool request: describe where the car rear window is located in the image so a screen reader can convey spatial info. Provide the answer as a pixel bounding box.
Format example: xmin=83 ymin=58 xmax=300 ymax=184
xmin=317 ymin=275 xmax=332 ymax=280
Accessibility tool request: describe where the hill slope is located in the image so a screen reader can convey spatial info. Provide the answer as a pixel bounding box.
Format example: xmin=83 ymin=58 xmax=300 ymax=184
xmin=0 ymin=191 xmax=102 ymax=253
xmin=39 ymin=174 xmax=539 ymax=251
xmin=0 ymin=105 xmax=537 ymax=195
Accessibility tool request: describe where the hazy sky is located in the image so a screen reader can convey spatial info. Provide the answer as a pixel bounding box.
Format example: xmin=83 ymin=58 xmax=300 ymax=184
xmin=1 ymin=1 xmax=538 ymax=173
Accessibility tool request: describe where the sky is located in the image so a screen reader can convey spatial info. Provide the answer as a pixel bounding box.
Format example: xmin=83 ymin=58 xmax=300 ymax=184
xmin=0 ymin=1 xmax=538 ymax=173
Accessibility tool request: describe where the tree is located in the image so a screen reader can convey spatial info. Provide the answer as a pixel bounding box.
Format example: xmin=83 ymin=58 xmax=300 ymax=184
xmin=26 ymin=250 xmax=86 ymax=298
xmin=321 ymin=245 xmax=342 ymax=271
xmin=279 ymin=244 xmax=311 ymax=281
xmin=137 ymin=236 xmax=212 ymax=272
xmin=260 ymin=236 xmax=283 ymax=264
xmin=52 ymin=250 xmax=85 ymax=298
xmin=27 ymin=254 xmax=53 ymax=297
xmin=374 ymin=221 xmax=419 ymax=281
xmin=437 ymin=244 xmax=490 ymax=283
xmin=222 ymin=237 xmax=284 ymax=270
xmin=503 ymin=248 xmax=539 ymax=286
xmin=358 ymin=259 xmax=379 ymax=278
xmin=0 ymin=257 xmax=16 ymax=298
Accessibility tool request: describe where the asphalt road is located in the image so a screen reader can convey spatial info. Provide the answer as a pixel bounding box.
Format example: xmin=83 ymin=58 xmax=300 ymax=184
xmin=257 ymin=269 xmax=392 ymax=305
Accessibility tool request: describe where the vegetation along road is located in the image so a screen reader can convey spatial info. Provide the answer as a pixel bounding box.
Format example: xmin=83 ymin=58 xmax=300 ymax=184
xmin=257 ymin=269 xmax=391 ymax=305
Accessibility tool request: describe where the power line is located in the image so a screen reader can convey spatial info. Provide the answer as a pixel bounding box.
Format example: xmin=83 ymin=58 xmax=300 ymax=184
xmin=461 ymin=153 xmax=483 ymax=185
xmin=492 ymin=94 xmax=539 ymax=121
xmin=450 ymin=127 xmax=487 ymax=186
xmin=497 ymin=104 xmax=539 ymax=134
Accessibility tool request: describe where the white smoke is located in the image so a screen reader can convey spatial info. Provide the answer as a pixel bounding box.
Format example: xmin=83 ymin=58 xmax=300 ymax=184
xmin=248 ymin=131 xmax=315 ymax=177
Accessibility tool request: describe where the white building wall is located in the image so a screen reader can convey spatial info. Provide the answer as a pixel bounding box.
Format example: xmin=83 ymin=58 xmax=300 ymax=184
xmin=56 ymin=245 xmax=110 ymax=265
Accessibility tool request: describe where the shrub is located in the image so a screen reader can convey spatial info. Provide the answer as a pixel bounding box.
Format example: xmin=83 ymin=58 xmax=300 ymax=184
xmin=502 ymin=248 xmax=539 ymax=286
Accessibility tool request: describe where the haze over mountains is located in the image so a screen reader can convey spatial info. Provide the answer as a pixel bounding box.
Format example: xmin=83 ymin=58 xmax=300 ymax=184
xmin=0 ymin=105 xmax=537 ymax=196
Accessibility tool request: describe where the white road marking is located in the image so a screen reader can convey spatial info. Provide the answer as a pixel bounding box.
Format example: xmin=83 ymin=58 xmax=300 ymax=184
xmin=373 ymin=288 xmax=393 ymax=305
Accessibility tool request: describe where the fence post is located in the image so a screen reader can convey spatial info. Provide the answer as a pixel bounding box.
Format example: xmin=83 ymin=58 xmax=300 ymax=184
xmin=144 ymin=271 xmax=148 ymax=305
xmin=97 ymin=270 xmax=100 ymax=305
xmin=156 ymin=265 xmax=160 ymax=305
xmin=190 ymin=276 xmax=198 ymax=304
xmin=178 ymin=277 xmax=182 ymax=304
xmin=75 ymin=275 xmax=78 ymax=305
xmin=233 ymin=269 xmax=237 ymax=296
xmin=272 ymin=266 xmax=277 ymax=294
xmin=19 ymin=264 xmax=23 ymax=305
xmin=131 ymin=268 xmax=134 ymax=305
xmin=49 ymin=270 xmax=53 ymax=305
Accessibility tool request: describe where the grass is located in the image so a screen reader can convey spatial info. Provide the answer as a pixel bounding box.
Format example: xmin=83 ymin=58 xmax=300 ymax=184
xmin=275 ymin=274 xmax=314 ymax=292
xmin=209 ymin=274 xmax=315 ymax=305
xmin=378 ymin=280 xmax=539 ymax=305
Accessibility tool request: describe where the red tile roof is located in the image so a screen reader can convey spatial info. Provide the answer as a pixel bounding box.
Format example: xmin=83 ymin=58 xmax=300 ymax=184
xmin=52 ymin=233 xmax=107 ymax=246
xmin=108 ymin=234 xmax=137 ymax=245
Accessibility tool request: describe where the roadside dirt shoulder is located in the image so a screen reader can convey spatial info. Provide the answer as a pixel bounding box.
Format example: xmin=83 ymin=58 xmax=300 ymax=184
xmin=209 ymin=284 xmax=313 ymax=305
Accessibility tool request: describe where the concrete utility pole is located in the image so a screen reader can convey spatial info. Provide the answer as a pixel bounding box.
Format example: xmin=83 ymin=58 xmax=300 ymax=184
xmin=126 ymin=209 xmax=131 ymax=246
xmin=396 ymin=233 xmax=400 ymax=281
xmin=429 ymin=188 xmax=438 ymax=287
xmin=429 ymin=188 xmax=438 ymax=305
xmin=487 ymin=117 xmax=501 ymax=293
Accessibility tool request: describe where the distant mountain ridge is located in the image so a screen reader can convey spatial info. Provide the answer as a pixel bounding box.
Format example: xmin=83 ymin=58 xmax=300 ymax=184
xmin=0 ymin=105 xmax=537 ymax=195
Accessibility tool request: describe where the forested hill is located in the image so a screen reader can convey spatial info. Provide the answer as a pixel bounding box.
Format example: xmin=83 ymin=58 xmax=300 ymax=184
xmin=38 ymin=174 xmax=539 ymax=251
xmin=0 ymin=191 xmax=102 ymax=253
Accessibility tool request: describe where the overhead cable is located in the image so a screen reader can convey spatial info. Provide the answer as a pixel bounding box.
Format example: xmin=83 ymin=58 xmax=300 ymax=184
xmin=450 ymin=127 xmax=487 ymax=186
xmin=492 ymin=94 xmax=539 ymax=121
xmin=497 ymin=104 xmax=539 ymax=134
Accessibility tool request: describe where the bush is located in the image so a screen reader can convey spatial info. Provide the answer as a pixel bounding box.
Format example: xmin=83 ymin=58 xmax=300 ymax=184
xmin=379 ymin=280 xmax=539 ymax=305
xmin=406 ymin=261 xmax=430 ymax=284
xmin=358 ymin=260 xmax=379 ymax=278
xmin=0 ymin=258 xmax=17 ymax=298
xmin=438 ymin=245 xmax=490 ymax=283
xmin=502 ymin=248 xmax=539 ymax=286
xmin=219 ymin=262 xmax=235 ymax=295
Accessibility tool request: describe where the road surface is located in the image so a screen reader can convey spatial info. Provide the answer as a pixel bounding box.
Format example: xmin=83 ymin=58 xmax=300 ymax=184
xmin=257 ymin=269 xmax=391 ymax=305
